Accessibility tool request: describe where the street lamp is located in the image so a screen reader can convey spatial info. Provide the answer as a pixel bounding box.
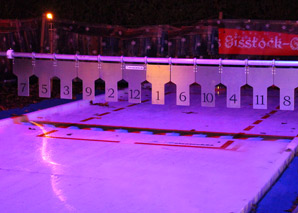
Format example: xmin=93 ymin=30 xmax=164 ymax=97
xmin=40 ymin=12 xmax=54 ymax=53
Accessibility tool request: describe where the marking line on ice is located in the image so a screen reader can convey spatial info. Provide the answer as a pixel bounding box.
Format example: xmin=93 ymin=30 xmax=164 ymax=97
xmin=28 ymin=120 xmax=294 ymax=141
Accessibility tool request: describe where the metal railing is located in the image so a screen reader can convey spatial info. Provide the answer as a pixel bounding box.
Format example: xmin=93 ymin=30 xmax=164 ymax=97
xmin=1 ymin=50 xmax=298 ymax=67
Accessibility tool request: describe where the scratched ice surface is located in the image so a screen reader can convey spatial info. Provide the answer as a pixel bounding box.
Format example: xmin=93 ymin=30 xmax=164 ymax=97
xmin=0 ymin=86 xmax=297 ymax=213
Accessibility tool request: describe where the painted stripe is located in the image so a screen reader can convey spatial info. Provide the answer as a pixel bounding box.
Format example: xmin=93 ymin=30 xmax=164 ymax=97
xmin=269 ymin=110 xmax=277 ymax=114
xmin=243 ymin=126 xmax=255 ymax=131
xmin=127 ymin=103 xmax=138 ymax=107
xmin=220 ymin=140 xmax=234 ymax=149
xmin=135 ymin=140 xmax=234 ymax=150
xmin=261 ymin=115 xmax=270 ymax=119
xmin=113 ymin=108 xmax=125 ymax=111
xmin=96 ymin=112 xmax=111 ymax=116
xmin=37 ymin=130 xmax=58 ymax=137
xmin=80 ymin=117 xmax=95 ymax=122
xmin=42 ymin=135 xmax=120 ymax=143
xmin=27 ymin=121 xmax=294 ymax=141
xmin=253 ymin=120 xmax=263 ymax=124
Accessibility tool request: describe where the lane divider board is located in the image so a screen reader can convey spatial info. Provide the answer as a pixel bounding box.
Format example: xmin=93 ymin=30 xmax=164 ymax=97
xmin=101 ymin=63 xmax=122 ymax=102
xmin=13 ymin=59 xmax=34 ymax=97
xmin=274 ymin=68 xmax=298 ymax=111
xmin=35 ymin=60 xmax=55 ymax=98
xmin=171 ymin=65 xmax=195 ymax=106
xmin=28 ymin=120 xmax=294 ymax=141
xmin=247 ymin=67 xmax=273 ymax=109
xmin=77 ymin=62 xmax=100 ymax=100
xmin=123 ymin=64 xmax=146 ymax=103
xmin=221 ymin=67 xmax=246 ymax=108
xmin=146 ymin=64 xmax=171 ymax=105
xmin=55 ymin=60 xmax=77 ymax=99
xmin=196 ymin=66 xmax=221 ymax=107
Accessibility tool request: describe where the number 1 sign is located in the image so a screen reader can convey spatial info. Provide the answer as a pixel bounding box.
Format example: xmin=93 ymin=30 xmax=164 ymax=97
xmin=146 ymin=64 xmax=171 ymax=105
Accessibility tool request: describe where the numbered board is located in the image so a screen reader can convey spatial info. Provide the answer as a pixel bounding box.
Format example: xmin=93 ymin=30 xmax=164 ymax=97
xmin=274 ymin=68 xmax=298 ymax=110
xmin=13 ymin=59 xmax=34 ymax=96
xmin=196 ymin=66 xmax=221 ymax=107
xmin=77 ymin=62 xmax=100 ymax=100
xmin=171 ymin=65 xmax=195 ymax=106
xmin=247 ymin=67 xmax=273 ymax=109
xmin=34 ymin=60 xmax=55 ymax=98
xmin=221 ymin=67 xmax=246 ymax=108
xmin=146 ymin=64 xmax=171 ymax=105
xmin=101 ymin=63 xmax=122 ymax=102
xmin=54 ymin=61 xmax=77 ymax=99
xmin=123 ymin=64 xmax=146 ymax=103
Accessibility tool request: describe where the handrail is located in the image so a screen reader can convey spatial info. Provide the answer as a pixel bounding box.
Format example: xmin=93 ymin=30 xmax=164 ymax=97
xmin=1 ymin=50 xmax=298 ymax=67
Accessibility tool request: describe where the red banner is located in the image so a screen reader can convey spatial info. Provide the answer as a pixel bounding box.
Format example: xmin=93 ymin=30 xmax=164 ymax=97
xmin=218 ymin=28 xmax=298 ymax=56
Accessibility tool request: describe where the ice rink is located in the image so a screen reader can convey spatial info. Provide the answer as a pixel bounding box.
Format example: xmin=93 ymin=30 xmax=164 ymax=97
xmin=1 ymin=85 xmax=298 ymax=212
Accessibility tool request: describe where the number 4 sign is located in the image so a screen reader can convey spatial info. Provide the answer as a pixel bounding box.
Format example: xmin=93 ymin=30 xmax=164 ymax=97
xmin=221 ymin=67 xmax=246 ymax=108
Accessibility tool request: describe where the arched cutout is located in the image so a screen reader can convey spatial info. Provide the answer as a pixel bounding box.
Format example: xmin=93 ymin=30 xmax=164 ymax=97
xmin=118 ymin=79 xmax=128 ymax=101
xmin=50 ymin=76 xmax=60 ymax=99
xmin=190 ymin=82 xmax=201 ymax=106
xmin=165 ymin=81 xmax=176 ymax=105
xmin=240 ymin=84 xmax=253 ymax=108
xmin=215 ymin=83 xmax=226 ymax=108
xmin=268 ymin=85 xmax=280 ymax=109
xmin=73 ymin=77 xmax=83 ymax=100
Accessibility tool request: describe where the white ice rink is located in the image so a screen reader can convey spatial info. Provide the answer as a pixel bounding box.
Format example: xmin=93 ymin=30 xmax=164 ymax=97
xmin=0 ymin=85 xmax=298 ymax=213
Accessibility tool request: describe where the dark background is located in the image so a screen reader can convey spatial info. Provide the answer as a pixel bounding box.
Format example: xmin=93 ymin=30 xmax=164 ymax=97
xmin=0 ymin=0 xmax=297 ymax=25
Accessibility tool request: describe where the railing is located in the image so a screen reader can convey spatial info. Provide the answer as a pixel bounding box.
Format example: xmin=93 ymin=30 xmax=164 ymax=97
xmin=1 ymin=50 xmax=298 ymax=67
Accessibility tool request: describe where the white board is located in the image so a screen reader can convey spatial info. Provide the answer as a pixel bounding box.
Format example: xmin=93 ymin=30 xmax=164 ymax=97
xmin=100 ymin=63 xmax=122 ymax=102
xmin=77 ymin=62 xmax=100 ymax=100
xmin=34 ymin=60 xmax=55 ymax=98
xmin=171 ymin=65 xmax=195 ymax=106
xmin=146 ymin=64 xmax=171 ymax=105
xmin=54 ymin=61 xmax=77 ymax=99
xmin=247 ymin=67 xmax=273 ymax=109
xmin=221 ymin=67 xmax=246 ymax=108
xmin=274 ymin=68 xmax=298 ymax=110
xmin=123 ymin=64 xmax=146 ymax=103
xmin=13 ymin=59 xmax=34 ymax=96
xmin=195 ymin=66 xmax=221 ymax=107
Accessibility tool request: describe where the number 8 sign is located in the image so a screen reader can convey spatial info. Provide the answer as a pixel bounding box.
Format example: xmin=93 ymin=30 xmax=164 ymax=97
xmin=274 ymin=68 xmax=298 ymax=110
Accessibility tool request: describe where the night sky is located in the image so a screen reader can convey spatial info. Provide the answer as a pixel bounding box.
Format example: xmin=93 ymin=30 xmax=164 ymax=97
xmin=0 ymin=0 xmax=297 ymax=26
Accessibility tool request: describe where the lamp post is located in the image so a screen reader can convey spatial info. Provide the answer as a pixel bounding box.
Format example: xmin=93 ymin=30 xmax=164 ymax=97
xmin=40 ymin=12 xmax=54 ymax=53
